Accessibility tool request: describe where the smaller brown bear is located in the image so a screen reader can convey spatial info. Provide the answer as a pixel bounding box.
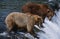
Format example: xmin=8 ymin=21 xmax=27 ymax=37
xmin=5 ymin=12 xmax=43 ymax=39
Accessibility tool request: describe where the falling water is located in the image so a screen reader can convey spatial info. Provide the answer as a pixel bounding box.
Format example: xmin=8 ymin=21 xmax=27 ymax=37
xmin=37 ymin=10 xmax=60 ymax=39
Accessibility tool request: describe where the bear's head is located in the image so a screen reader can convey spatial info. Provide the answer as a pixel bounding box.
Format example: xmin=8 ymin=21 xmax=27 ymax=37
xmin=38 ymin=4 xmax=55 ymax=20
xmin=33 ymin=15 xmax=43 ymax=28
xmin=22 ymin=2 xmax=55 ymax=20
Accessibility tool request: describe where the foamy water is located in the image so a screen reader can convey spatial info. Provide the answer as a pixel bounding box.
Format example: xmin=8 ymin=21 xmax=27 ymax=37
xmin=37 ymin=10 xmax=60 ymax=39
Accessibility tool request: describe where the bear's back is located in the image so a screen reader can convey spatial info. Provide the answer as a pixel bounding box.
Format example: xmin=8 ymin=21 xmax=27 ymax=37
xmin=8 ymin=12 xmax=34 ymax=27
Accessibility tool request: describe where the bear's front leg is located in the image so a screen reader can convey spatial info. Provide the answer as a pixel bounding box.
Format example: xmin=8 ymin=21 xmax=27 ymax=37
xmin=6 ymin=22 xmax=13 ymax=33
xmin=27 ymin=25 xmax=39 ymax=39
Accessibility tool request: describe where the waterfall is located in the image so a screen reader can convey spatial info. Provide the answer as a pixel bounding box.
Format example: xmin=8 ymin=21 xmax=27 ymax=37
xmin=37 ymin=10 xmax=60 ymax=39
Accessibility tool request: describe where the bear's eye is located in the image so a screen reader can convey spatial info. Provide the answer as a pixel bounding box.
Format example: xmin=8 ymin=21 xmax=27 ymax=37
xmin=48 ymin=11 xmax=50 ymax=13
xmin=47 ymin=9 xmax=50 ymax=13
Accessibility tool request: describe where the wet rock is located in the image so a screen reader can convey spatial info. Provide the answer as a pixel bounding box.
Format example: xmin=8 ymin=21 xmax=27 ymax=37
xmin=0 ymin=32 xmax=29 ymax=39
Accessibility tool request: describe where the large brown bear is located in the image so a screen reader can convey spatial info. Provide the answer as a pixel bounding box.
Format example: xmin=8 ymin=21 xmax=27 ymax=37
xmin=5 ymin=12 xmax=43 ymax=39
xmin=22 ymin=2 xmax=55 ymax=22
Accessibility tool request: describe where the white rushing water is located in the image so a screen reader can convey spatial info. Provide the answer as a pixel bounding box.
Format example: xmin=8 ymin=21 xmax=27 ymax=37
xmin=37 ymin=10 xmax=60 ymax=39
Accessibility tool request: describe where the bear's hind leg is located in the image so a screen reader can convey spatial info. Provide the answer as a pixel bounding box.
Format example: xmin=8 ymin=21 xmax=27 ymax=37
xmin=6 ymin=22 xmax=13 ymax=33
xmin=11 ymin=24 xmax=18 ymax=33
xmin=5 ymin=20 xmax=14 ymax=35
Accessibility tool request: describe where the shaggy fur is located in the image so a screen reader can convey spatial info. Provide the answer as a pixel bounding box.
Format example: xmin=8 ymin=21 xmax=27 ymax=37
xmin=22 ymin=2 xmax=55 ymax=22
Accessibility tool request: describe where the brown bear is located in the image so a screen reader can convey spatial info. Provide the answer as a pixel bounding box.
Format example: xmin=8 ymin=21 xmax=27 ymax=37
xmin=22 ymin=2 xmax=55 ymax=22
xmin=5 ymin=12 xmax=43 ymax=39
